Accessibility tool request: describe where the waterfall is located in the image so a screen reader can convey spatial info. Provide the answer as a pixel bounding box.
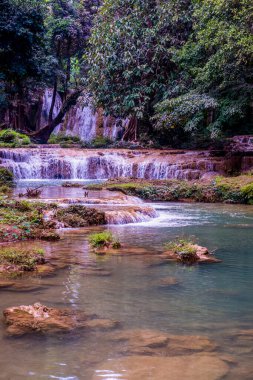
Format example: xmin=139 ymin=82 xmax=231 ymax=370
xmin=0 ymin=148 xmax=225 ymax=181
xmin=41 ymin=90 xmax=121 ymax=142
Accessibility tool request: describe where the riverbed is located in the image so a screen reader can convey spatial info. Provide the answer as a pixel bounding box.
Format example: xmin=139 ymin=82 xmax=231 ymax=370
xmin=0 ymin=185 xmax=253 ymax=379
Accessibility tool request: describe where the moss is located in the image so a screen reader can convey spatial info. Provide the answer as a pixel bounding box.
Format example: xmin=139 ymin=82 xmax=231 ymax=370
xmin=56 ymin=205 xmax=106 ymax=227
xmin=0 ymin=247 xmax=45 ymax=272
xmin=0 ymin=129 xmax=30 ymax=147
xmin=87 ymin=175 xmax=253 ymax=204
xmin=48 ymin=133 xmax=81 ymax=145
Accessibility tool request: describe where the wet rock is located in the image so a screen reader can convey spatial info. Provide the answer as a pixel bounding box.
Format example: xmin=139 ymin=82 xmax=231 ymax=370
xmin=92 ymin=354 xmax=229 ymax=380
xmin=36 ymin=264 xmax=56 ymax=276
xmin=158 ymin=277 xmax=180 ymax=287
xmin=166 ymin=333 xmax=218 ymax=354
xmin=84 ymin=319 xmax=120 ymax=330
xmin=81 ymin=268 xmax=112 ymax=277
xmin=3 ymin=303 xmax=84 ymax=336
xmin=3 ymin=303 xmax=119 ymax=337
xmin=108 ymin=329 xmax=217 ymax=356
xmin=0 ymin=280 xmax=15 ymax=289
xmin=104 ymin=246 xmax=153 ymax=256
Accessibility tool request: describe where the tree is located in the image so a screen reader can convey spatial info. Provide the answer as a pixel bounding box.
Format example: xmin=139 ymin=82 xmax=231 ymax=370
xmin=86 ymin=0 xmax=192 ymax=140
xmin=154 ymin=0 xmax=253 ymax=141
xmin=0 ymin=0 xmax=47 ymax=130
xmin=29 ymin=0 xmax=101 ymax=143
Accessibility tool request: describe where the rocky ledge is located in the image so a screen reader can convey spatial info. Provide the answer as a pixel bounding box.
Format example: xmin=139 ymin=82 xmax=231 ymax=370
xmin=3 ymin=303 xmax=119 ymax=336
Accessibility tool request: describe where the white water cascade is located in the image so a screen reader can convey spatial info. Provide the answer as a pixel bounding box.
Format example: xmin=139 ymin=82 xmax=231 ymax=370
xmin=0 ymin=148 xmax=225 ymax=181
xmin=42 ymin=90 xmax=124 ymax=142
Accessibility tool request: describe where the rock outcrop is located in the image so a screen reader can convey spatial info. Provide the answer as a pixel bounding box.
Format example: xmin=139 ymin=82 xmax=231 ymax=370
xmin=3 ymin=303 xmax=119 ymax=336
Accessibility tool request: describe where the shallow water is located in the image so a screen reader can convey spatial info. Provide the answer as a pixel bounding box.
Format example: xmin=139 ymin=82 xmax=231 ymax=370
xmin=1 ymin=201 xmax=253 ymax=379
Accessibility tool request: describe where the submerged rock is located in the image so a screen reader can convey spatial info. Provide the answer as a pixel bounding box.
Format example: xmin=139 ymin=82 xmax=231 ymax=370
xmin=3 ymin=303 xmax=119 ymax=337
xmin=108 ymin=328 xmax=217 ymax=356
xmin=158 ymin=277 xmax=180 ymax=287
xmin=92 ymin=354 xmax=229 ymax=380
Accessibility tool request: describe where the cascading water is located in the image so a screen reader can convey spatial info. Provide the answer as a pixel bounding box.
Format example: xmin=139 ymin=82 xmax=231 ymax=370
xmin=42 ymin=90 xmax=124 ymax=142
xmin=0 ymin=148 xmax=226 ymax=181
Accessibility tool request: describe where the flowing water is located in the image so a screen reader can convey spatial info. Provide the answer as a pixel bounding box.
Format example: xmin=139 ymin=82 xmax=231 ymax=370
xmin=0 ymin=186 xmax=253 ymax=379
xmin=0 ymin=148 xmax=225 ymax=180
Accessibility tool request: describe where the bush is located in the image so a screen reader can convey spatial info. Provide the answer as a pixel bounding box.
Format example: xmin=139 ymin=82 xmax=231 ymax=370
xmin=241 ymin=183 xmax=253 ymax=205
xmin=0 ymin=129 xmax=30 ymax=147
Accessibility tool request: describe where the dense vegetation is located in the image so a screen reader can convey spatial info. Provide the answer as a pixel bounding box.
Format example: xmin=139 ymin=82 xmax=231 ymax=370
xmin=0 ymin=0 xmax=252 ymax=145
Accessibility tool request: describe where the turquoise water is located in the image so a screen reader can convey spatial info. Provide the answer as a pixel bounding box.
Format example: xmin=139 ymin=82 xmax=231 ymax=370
xmin=0 ymin=202 xmax=253 ymax=379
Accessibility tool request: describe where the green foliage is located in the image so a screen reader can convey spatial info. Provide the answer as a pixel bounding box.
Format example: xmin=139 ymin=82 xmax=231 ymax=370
xmin=0 ymin=167 xmax=13 ymax=185
xmin=154 ymin=0 xmax=253 ymax=141
xmin=241 ymin=183 xmax=253 ymax=205
xmin=91 ymin=136 xmax=112 ymax=148
xmin=48 ymin=133 xmax=81 ymax=145
xmin=165 ymin=238 xmax=198 ymax=264
xmin=89 ymin=231 xmax=113 ymax=248
xmin=89 ymin=231 xmax=121 ymax=249
xmin=0 ymin=246 xmax=45 ymax=271
xmin=87 ymin=0 xmax=192 ymax=120
xmin=0 ymin=129 xmax=31 ymax=147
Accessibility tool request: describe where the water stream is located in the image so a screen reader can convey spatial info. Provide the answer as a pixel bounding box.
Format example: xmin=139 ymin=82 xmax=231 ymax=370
xmin=0 ymin=187 xmax=253 ymax=379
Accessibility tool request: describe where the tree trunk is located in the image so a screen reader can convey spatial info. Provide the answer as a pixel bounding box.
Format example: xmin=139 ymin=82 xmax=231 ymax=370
xmin=28 ymin=89 xmax=82 ymax=144
xmin=122 ymin=116 xmax=138 ymax=141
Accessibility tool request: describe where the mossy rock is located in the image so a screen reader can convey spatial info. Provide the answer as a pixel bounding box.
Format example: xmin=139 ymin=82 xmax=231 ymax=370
xmin=56 ymin=205 xmax=106 ymax=227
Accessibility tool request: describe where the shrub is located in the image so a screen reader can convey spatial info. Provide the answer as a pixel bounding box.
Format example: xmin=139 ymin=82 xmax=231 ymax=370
xmin=0 ymin=167 xmax=13 ymax=185
xmin=0 ymin=129 xmax=30 ymax=147
xmin=241 ymin=183 xmax=253 ymax=205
